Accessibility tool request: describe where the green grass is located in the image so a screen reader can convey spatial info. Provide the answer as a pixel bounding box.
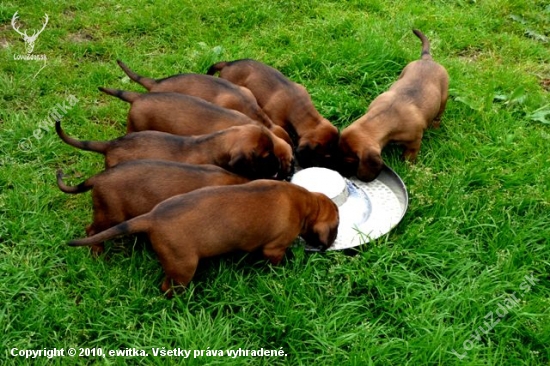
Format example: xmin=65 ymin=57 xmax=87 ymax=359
xmin=1 ymin=0 xmax=550 ymax=365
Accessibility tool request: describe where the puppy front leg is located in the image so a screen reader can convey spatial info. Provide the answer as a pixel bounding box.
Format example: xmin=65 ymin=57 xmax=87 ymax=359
xmin=262 ymin=244 xmax=288 ymax=265
xmin=161 ymin=276 xmax=174 ymax=299
xmin=402 ymin=140 xmax=422 ymax=162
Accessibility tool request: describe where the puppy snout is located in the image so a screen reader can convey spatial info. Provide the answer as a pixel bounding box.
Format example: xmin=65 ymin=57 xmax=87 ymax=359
xmin=338 ymin=160 xmax=358 ymax=177
xmin=356 ymin=169 xmax=378 ymax=182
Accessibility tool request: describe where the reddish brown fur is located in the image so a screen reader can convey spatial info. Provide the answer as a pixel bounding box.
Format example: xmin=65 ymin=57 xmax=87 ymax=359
xmin=338 ymin=29 xmax=449 ymax=182
xmin=68 ymin=180 xmax=339 ymax=297
xmin=207 ymin=59 xmax=339 ymax=168
xmin=98 ymin=88 xmax=294 ymax=179
xmin=55 ymin=120 xmax=281 ymax=179
xmin=116 ymin=60 xmax=292 ymax=145
xmin=57 ymin=160 xmax=249 ymax=254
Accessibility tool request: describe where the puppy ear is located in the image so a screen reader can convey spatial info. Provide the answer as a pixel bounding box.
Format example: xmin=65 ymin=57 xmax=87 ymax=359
xmin=252 ymin=151 xmax=280 ymax=179
xmin=296 ymin=141 xmax=318 ymax=168
xmin=262 ymin=151 xmax=280 ymax=177
xmin=228 ymin=151 xmax=280 ymax=179
xmin=333 ymin=136 xmax=357 ymax=175
xmin=302 ymin=195 xmax=339 ymax=250
xmin=313 ymin=222 xmax=338 ymax=251
xmin=227 ymin=153 xmax=249 ymax=177
xmin=356 ymin=150 xmax=384 ymax=182
xmin=337 ymin=151 xmax=359 ymax=177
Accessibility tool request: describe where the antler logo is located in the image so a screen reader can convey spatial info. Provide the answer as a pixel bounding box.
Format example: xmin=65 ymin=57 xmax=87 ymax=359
xmin=11 ymin=11 xmax=49 ymax=54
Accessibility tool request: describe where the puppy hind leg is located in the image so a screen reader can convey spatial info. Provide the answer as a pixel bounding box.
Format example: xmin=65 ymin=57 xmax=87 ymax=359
xmin=84 ymin=224 xmax=106 ymax=255
xmin=402 ymin=140 xmax=422 ymax=162
xmin=91 ymin=244 xmax=105 ymax=256
xmin=161 ymin=277 xmax=174 ymax=298
xmin=86 ymin=211 xmax=115 ymax=255
xmin=159 ymin=254 xmax=199 ymax=298
xmin=431 ymin=102 xmax=447 ymax=129
xmin=432 ymin=89 xmax=449 ymax=129
xmin=85 ymin=224 xmax=95 ymax=236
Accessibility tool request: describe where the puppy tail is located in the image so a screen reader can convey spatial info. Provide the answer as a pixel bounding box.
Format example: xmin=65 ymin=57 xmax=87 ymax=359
xmin=68 ymin=215 xmax=149 ymax=247
xmin=412 ymin=29 xmax=432 ymax=60
xmin=117 ymin=60 xmax=157 ymax=90
xmin=56 ymin=169 xmax=93 ymax=194
xmin=98 ymin=87 xmax=141 ymax=103
xmin=56 ymin=120 xmax=109 ymax=154
xmin=206 ymin=61 xmax=228 ymax=75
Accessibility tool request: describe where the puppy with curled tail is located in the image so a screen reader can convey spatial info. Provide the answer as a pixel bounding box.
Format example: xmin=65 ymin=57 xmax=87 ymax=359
xmin=97 ymin=87 xmax=294 ymax=179
xmin=207 ymin=59 xmax=339 ymax=168
xmin=116 ymin=60 xmax=292 ymax=145
xmin=338 ymin=29 xmax=449 ymax=181
xmin=55 ymin=120 xmax=280 ymax=179
xmin=68 ymin=180 xmax=339 ymax=297
xmin=57 ymin=160 xmax=250 ymax=254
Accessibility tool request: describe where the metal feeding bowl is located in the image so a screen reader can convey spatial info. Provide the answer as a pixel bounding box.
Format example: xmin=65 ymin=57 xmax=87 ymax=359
xmin=291 ymin=166 xmax=408 ymax=251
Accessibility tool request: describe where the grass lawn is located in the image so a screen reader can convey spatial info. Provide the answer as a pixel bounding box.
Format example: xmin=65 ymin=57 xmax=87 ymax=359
xmin=1 ymin=0 xmax=549 ymax=364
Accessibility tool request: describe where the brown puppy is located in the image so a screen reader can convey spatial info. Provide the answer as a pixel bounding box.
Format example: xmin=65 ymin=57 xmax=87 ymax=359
xmin=207 ymin=59 xmax=339 ymax=168
xmin=55 ymin=120 xmax=280 ymax=179
xmin=338 ymin=29 xmax=449 ymax=182
xmin=98 ymin=88 xmax=294 ymax=179
xmin=116 ymin=60 xmax=291 ymax=145
xmin=58 ymin=160 xmax=250 ymax=253
xmin=68 ymin=180 xmax=340 ymax=297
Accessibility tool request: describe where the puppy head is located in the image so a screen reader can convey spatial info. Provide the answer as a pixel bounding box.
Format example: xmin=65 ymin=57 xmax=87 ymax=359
xmin=356 ymin=149 xmax=384 ymax=182
xmin=301 ymin=193 xmax=339 ymax=251
xmin=296 ymin=121 xmax=339 ymax=168
xmin=227 ymin=126 xmax=279 ymax=179
xmin=337 ymin=129 xmax=384 ymax=182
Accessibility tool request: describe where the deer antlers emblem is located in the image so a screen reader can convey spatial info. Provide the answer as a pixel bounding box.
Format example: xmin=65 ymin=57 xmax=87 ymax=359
xmin=11 ymin=12 xmax=49 ymax=54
